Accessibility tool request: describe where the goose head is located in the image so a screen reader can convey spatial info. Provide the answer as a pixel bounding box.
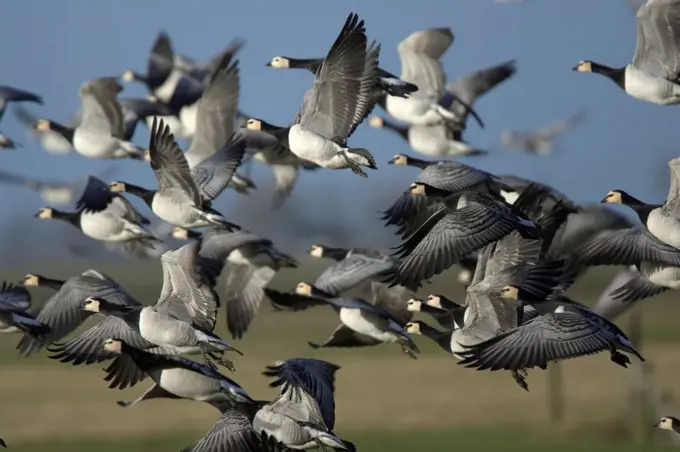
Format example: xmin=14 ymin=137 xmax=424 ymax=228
xmin=404 ymin=321 xmax=424 ymax=335
xmin=295 ymin=282 xmax=314 ymax=296
xmin=245 ymin=118 xmax=262 ymax=131
xmin=406 ymin=298 xmax=423 ymax=312
xmin=266 ymin=56 xmax=290 ymax=69
xmin=388 ymin=154 xmax=408 ymax=165
xmin=34 ymin=207 xmax=53 ymax=219
xmin=307 ymin=244 xmax=325 ymax=258
xmin=601 ymin=190 xmax=625 ymax=204
xmin=369 ymin=116 xmax=384 ymax=128
xmin=426 ymin=294 xmax=443 ymax=309
xmin=34 ymin=119 xmax=53 ymax=132
xmin=109 ymin=181 xmax=127 ymax=193
xmin=121 ymin=70 xmax=136 ymax=82
xmin=572 ymin=60 xmax=593 ymax=73
xmin=654 ymin=416 xmax=680 ymax=433
xmin=499 ymin=285 xmax=520 ymax=300
xmin=172 ymin=227 xmax=190 ymax=240
xmin=23 ymin=274 xmax=40 ymax=287
xmin=102 ymin=338 xmax=124 ymax=354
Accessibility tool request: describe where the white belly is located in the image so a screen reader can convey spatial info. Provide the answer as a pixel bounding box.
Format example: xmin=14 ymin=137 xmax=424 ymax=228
xmin=640 ymin=262 xmax=680 ymax=289
xmin=151 ymin=195 xmax=207 ymax=228
xmin=647 ymin=209 xmax=680 ymax=248
xmin=79 ymin=212 xmax=122 ymax=241
xmin=73 ymin=129 xmax=120 ymax=158
xmin=179 ymin=103 xmax=198 ymax=138
xmin=157 ymin=369 xmax=218 ymax=400
xmin=339 ymin=308 xmax=395 ymax=342
xmin=386 ymin=95 xmax=443 ymax=126
xmin=288 ymin=124 xmax=338 ymax=166
xmin=625 ymin=66 xmax=680 ymax=105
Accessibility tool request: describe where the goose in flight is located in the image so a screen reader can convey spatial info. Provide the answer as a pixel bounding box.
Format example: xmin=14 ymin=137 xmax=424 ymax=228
xmin=287 ymin=13 xmax=380 ymax=177
xmin=573 ymin=0 xmax=680 ymax=105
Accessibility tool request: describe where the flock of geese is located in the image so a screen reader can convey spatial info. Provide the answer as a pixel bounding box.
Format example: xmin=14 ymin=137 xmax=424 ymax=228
xmin=2 ymin=2 xmax=680 ymax=449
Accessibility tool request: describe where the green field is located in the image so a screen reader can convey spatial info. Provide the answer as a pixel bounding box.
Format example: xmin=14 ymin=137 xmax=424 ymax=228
xmin=3 ymin=261 xmax=680 ymax=450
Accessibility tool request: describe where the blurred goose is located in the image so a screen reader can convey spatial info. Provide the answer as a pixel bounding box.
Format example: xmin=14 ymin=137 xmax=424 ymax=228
xmin=0 ymin=282 xmax=49 ymax=339
xmin=71 ymin=77 xmax=144 ymax=159
xmin=22 ymin=273 xmax=65 ymax=291
xmin=371 ymin=60 xmax=516 ymax=157
xmin=253 ymin=358 xmax=354 ymax=451
xmin=390 ymin=189 xmax=542 ymax=288
xmin=265 ymin=55 xmax=417 ymax=98
xmin=243 ymin=118 xmax=319 ymax=208
xmin=655 ymin=416 xmax=680 ymax=433
xmin=82 ymin=242 xmax=241 ymax=370
xmin=35 ymin=175 xmax=157 ymax=246
xmin=121 ymin=31 xmax=175 ymax=101
xmin=0 ymin=167 xmax=116 ymax=205
xmin=500 ymin=111 xmax=585 ymax=155
xmin=0 ymin=133 xmax=19 ymax=149
xmin=457 ymin=299 xmax=644 ymax=372
xmin=111 ymin=118 xmax=241 ymax=230
xmin=102 ymin=338 xmax=254 ymax=410
xmin=17 ymin=269 xmax=139 ymax=356
xmin=383 ymin=27 xmax=458 ymax=128
xmin=119 ymin=97 xmax=174 ymax=140
xmin=287 ymin=13 xmax=379 ymax=177
xmin=0 ymin=85 xmax=42 ymax=123
xmin=573 ymin=0 xmax=680 ymax=104
xmin=173 ymin=227 xmax=298 ymax=339
xmin=268 ymin=282 xmax=417 ymax=358
xmin=383 ymin=153 xmax=508 ymax=239
xmin=406 ymin=297 xmax=458 ymax=330
xmin=18 ymin=112 xmax=76 ymax=155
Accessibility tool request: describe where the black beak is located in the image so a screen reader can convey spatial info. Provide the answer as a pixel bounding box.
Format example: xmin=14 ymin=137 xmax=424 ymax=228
xmin=572 ymin=64 xmax=580 ymax=71
xmin=265 ymin=61 xmax=272 ymax=67
xmin=600 ymin=196 xmax=609 ymax=203
xmin=654 ymin=421 xmax=661 ymax=428
xmin=387 ymin=159 xmax=395 ymax=164
xmin=33 ymin=211 xmax=41 ymax=218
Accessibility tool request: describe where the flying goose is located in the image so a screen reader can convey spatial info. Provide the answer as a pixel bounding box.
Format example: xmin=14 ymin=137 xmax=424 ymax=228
xmin=383 ymin=27 xmax=459 ymax=129
xmin=110 ymin=118 xmax=241 ymax=230
xmin=253 ymin=358 xmax=354 ymax=451
xmin=102 ymin=338 xmax=254 ymax=411
xmin=121 ymin=31 xmax=175 ymax=102
xmin=370 ymin=60 xmax=517 ymax=157
xmin=71 ymin=77 xmax=144 ymax=159
xmin=383 ymin=153 xmax=509 ymax=239
xmin=0 ymin=85 xmax=42 ymax=123
xmin=655 ymin=416 xmax=680 ymax=433
xmin=16 ymin=269 xmax=139 ymax=356
xmin=406 ymin=297 xmax=458 ymax=330
xmin=0 ymin=167 xmax=116 ymax=205
xmin=180 ymin=407 xmax=287 ymax=452
xmin=0 ymin=282 xmax=50 ymax=340
xmin=287 ymin=13 xmax=380 ymax=177
xmin=173 ymin=227 xmax=298 ymax=339
xmin=500 ymin=111 xmax=585 ymax=155
xmin=268 ymin=282 xmax=417 ymax=358
xmin=573 ymin=0 xmax=680 ymax=105
xmin=82 ymin=242 xmax=241 ymax=370
xmin=390 ymin=189 xmax=542 ymax=288
xmin=35 ymin=175 xmax=158 ymax=246
xmin=265 ymin=55 xmax=417 ymax=98
xmin=22 ymin=273 xmax=65 ymax=291
xmin=243 ymin=118 xmax=320 ymax=208
xmin=0 ymin=133 xmax=19 ymax=149
xmin=369 ymin=116 xmax=487 ymax=157
xmin=457 ymin=300 xmax=644 ymax=372
xmin=602 ymin=157 xmax=680 ymax=249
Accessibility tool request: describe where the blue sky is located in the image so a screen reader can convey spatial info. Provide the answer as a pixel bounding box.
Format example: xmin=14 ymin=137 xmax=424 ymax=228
xmin=0 ymin=0 xmax=675 ymax=260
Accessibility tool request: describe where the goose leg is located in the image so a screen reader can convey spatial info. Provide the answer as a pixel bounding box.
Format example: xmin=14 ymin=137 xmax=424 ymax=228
xmin=205 ymin=350 xmax=236 ymax=372
xmin=340 ymin=151 xmax=367 ymax=178
xmin=511 ymin=369 xmax=529 ymax=391
xmin=116 ymin=383 xmax=180 ymax=408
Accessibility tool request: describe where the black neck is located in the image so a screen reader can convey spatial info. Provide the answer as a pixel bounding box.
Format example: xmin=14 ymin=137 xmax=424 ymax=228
xmin=51 ymin=209 xmax=81 ymax=228
xmin=322 ymin=247 xmax=350 ymax=261
xmin=287 ymin=57 xmax=323 ymax=73
xmin=122 ymin=182 xmax=156 ymax=207
xmin=258 ymin=120 xmax=289 ymax=139
xmin=591 ymin=62 xmax=626 ymax=89
xmin=381 ymin=118 xmax=409 ymax=142
xmin=309 ymin=285 xmax=335 ymax=298
xmin=405 ymin=156 xmax=433 ymax=169
xmin=36 ymin=276 xmax=66 ymax=290
xmin=419 ymin=323 xmax=452 ymax=352
xmin=621 ymin=194 xmax=660 ymax=224
xmin=47 ymin=121 xmax=75 ymax=144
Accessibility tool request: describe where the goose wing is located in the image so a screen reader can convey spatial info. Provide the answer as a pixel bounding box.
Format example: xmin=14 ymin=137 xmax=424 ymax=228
xmin=181 ymin=409 xmax=267 ymax=452
xmin=78 ymin=77 xmax=125 ymax=138
xmin=262 ymin=357 xmax=339 ymax=430
xmin=0 ymin=282 xmax=31 ymax=311
xmin=225 ymin=264 xmax=276 ymax=340
xmin=665 ymin=157 xmax=680 ymax=208
xmin=315 ymin=253 xmax=396 ymax=296
xmin=76 ymin=175 xmax=116 ymax=214
xmin=633 ymin=0 xmax=680 ymax=79
xmin=446 ymin=60 xmax=516 ymax=125
xmin=572 ymin=226 xmax=680 ymax=267
xmin=397 ymin=28 xmax=453 ymax=99
xmin=149 ymin=118 xmax=202 ymax=206
xmin=191 ymin=133 xmax=247 ymax=201
xmin=294 ymin=13 xmax=369 ymax=143
xmin=146 ymin=31 xmax=174 ymax=92
xmin=48 ymin=317 xmax=176 ymax=366
xmin=458 ymin=309 xmax=640 ymax=370
xmin=0 ymin=85 xmax=43 ymax=123
xmin=17 ymin=270 xmax=138 ymax=356
xmin=195 ymin=229 xmax=268 ymax=283
xmin=187 ymin=54 xmax=240 ymax=165
xmin=156 ymin=242 xmax=219 ymax=331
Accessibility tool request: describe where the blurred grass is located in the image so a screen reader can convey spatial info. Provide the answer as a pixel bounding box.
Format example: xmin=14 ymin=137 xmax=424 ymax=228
xmin=13 ymin=427 xmax=680 ymax=451
xmin=1 ymin=260 xmax=680 ymax=449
